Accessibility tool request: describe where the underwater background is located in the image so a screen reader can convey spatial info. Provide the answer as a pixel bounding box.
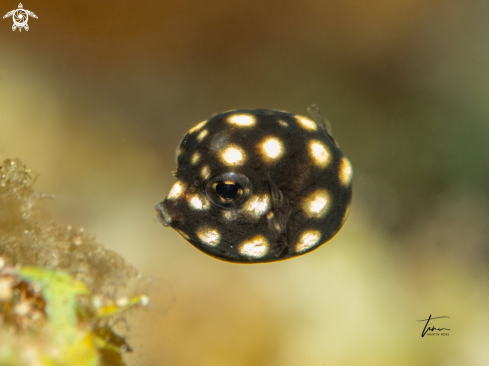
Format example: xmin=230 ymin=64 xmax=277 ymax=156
xmin=1 ymin=0 xmax=489 ymax=364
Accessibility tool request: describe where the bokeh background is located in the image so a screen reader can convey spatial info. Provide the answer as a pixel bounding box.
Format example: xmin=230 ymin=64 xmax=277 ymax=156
xmin=1 ymin=0 xmax=489 ymax=364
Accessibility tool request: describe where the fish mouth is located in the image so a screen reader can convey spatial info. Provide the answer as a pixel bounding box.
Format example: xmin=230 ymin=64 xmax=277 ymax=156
xmin=155 ymin=201 xmax=172 ymax=227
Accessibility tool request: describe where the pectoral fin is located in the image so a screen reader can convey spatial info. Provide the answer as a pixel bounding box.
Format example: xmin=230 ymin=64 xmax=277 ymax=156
xmin=267 ymin=179 xmax=290 ymax=238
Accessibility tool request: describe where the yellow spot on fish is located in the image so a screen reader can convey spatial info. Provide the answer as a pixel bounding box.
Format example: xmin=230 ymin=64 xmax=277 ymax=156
xmin=189 ymin=120 xmax=207 ymax=133
xmin=239 ymin=236 xmax=269 ymax=258
xmin=278 ymin=120 xmax=288 ymax=127
xmin=296 ymin=230 xmax=322 ymax=253
xmin=302 ymin=189 xmax=330 ymax=218
xmin=188 ymin=194 xmax=210 ymax=210
xmin=201 ymin=165 xmax=211 ymax=179
xmin=297 ymin=116 xmax=317 ymax=130
xmin=197 ymin=129 xmax=209 ymax=142
xmin=309 ymin=140 xmax=330 ymax=168
xmin=221 ymin=145 xmax=245 ymax=165
xmin=197 ymin=228 xmax=221 ymax=246
xmin=261 ymin=137 xmax=283 ymax=161
xmin=167 ymin=181 xmax=185 ymax=199
xmin=228 ymin=114 xmax=255 ymax=126
xmin=191 ymin=151 xmax=201 ymax=165
xmin=243 ymin=194 xmax=271 ymax=217
xmin=339 ymin=157 xmax=353 ymax=186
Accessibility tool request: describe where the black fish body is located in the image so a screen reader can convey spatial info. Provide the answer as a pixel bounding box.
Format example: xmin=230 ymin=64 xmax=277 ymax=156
xmin=156 ymin=108 xmax=352 ymax=263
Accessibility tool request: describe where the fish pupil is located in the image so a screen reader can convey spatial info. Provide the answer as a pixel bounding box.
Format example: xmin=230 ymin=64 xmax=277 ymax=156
xmin=216 ymin=182 xmax=238 ymax=200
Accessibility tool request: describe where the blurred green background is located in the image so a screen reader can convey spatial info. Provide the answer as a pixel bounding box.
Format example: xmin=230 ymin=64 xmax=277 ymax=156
xmin=1 ymin=0 xmax=489 ymax=365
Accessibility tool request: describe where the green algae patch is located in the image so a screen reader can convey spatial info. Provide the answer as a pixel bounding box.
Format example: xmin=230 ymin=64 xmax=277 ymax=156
xmin=0 ymin=159 xmax=149 ymax=366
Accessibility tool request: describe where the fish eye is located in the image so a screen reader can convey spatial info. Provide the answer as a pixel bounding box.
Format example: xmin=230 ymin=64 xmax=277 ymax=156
xmin=215 ymin=181 xmax=239 ymax=200
xmin=205 ymin=172 xmax=252 ymax=209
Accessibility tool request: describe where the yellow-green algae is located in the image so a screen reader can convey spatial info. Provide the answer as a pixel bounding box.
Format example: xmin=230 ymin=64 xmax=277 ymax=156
xmin=0 ymin=158 xmax=148 ymax=366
